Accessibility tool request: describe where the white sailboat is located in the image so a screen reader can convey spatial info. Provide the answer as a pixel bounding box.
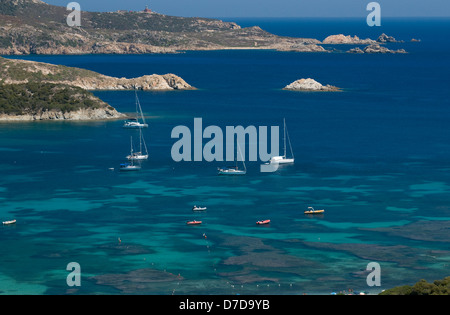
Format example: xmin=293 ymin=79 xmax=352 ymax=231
xmin=218 ymin=141 xmax=247 ymax=175
xmin=268 ymin=118 xmax=294 ymax=165
xmin=123 ymin=91 xmax=148 ymax=129
xmin=126 ymin=128 xmax=149 ymax=160
xmin=120 ymin=136 xmax=142 ymax=171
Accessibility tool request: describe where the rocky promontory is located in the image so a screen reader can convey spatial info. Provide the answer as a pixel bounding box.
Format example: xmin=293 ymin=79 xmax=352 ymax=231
xmin=0 ymin=57 xmax=193 ymax=121
xmin=0 ymin=57 xmax=194 ymax=91
xmin=283 ymin=78 xmax=340 ymax=92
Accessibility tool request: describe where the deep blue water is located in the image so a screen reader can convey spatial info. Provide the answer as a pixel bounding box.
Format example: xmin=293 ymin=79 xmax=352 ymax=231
xmin=0 ymin=18 xmax=449 ymax=295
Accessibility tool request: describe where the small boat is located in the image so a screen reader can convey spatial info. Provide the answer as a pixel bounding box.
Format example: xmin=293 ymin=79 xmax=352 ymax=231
xmin=192 ymin=206 xmax=207 ymax=211
xmin=123 ymin=118 xmax=148 ymax=129
xmin=304 ymin=207 xmax=325 ymax=215
xmin=218 ymin=166 xmax=246 ymax=175
xmin=119 ymin=163 xmax=141 ymax=172
xmin=123 ymin=91 xmax=148 ymax=129
xmin=186 ymin=220 xmax=202 ymax=225
xmin=256 ymin=219 xmax=270 ymax=225
xmin=218 ymin=142 xmax=246 ymax=175
xmin=120 ymin=136 xmax=142 ymax=171
xmin=2 ymin=219 xmax=16 ymax=225
xmin=126 ymin=129 xmax=149 ymax=161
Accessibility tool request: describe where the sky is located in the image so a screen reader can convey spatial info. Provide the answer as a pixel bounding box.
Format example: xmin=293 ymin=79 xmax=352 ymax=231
xmin=45 ymin=0 xmax=450 ymax=18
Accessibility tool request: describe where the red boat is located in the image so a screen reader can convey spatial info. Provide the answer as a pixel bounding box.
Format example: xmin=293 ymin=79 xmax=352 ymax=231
xmin=256 ymin=219 xmax=270 ymax=225
xmin=186 ymin=220 xmax=202 ymax=225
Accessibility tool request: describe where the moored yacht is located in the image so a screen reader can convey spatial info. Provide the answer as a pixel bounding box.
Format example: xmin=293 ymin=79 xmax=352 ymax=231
xmin=123 ymin=91 xmax=148 ymax=129
xmin=267 ymin=118 xmax=294 ymax=165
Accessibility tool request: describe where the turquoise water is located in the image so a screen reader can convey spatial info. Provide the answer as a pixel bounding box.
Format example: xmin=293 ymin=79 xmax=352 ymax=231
xmin=1 ymin=18 xmax=449 ymax=295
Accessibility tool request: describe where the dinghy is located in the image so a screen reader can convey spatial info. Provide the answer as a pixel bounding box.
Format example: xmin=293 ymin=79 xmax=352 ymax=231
xmin=186 ymin=220 xmax=202 ymax=225
xmin=304 ymin=207 xmax=325 ymax=215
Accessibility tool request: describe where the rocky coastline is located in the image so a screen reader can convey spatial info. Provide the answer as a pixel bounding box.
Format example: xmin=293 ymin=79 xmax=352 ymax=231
xmin=0 ymin=107 xmax=125 ymax=121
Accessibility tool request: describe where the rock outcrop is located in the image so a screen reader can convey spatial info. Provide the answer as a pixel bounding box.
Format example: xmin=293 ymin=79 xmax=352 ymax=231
xmin=348 ymin=44 xmax=407 ymax=54
xmin=283 ymin=78 xmax=340 ymax=91
xmin=377 ymin=33 xmax=401 ymax=43
xmin=323 ymin=34 xmax=375 ymax=45
xmin=67 ymin=73 xmax=194 ymax=91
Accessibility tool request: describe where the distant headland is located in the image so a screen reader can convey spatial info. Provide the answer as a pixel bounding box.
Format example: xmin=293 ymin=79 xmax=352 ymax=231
xmin=0 ymin=1 xmax=411 ymax=55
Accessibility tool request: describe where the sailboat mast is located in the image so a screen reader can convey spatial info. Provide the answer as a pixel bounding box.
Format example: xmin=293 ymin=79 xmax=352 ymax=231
xmin=283 ymin=118 xmax=287 ymax=158
xmin=130 ymin=136 xmax=133 ymax=154
xmin=139 ymin=128 xmax=142 ymax=153
xmin=237 ymin=141 xmax=246 ymax=171
xmin=136 ymin=91 xmax=146 ymax=125
xmin=134 ymin=90 xmax=139 ymax=121
xmin=285 ymin=119 xmax=294 ymax=160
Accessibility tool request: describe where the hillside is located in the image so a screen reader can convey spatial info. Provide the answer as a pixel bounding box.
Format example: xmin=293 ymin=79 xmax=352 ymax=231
xmin=0 ymin=81 xmax=123 ymax=120
xmin=0 ymin=0 xmax=324 ymax=55
xmin=0 ymin=56 xmax=194 ymax=120
xmin=0 ymin=57 xmax=194 ymax=90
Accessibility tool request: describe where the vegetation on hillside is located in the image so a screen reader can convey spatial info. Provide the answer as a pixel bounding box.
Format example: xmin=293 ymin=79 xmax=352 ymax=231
xmin=380 ymin=276 xmax=450 ymax=295
xmin=0 ymin=82 xmax=107 ymax=115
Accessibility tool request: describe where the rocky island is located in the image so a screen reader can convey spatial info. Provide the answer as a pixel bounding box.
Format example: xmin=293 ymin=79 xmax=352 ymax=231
xmin=323 ymin=33 xmax=408 ymax=54
xmin=283 ymin=78 xmax=340 ymax=92
xmin=0 ymin=56 xmax=194 ymax=120
xmin=347 ymin=44 xmax=407 ymax=54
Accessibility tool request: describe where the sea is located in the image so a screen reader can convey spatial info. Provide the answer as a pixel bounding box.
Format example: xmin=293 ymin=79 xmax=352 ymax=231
xmin=0 ymin=17 xmax=449 ymax=295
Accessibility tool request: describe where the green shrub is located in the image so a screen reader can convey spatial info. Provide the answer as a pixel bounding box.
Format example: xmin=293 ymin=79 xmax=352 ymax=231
xmin=380 ymin=276 xmax=450 ymax=295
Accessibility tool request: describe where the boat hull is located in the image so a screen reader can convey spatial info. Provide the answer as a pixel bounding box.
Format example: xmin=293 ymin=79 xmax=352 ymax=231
xmin=127 ymin=154 xmax=149 ymax=160
xmin=123 ymin=123 xmax=148 ymax=129
xmin=269 ymin=156 xmax=294 ymax=164
xmin=304 ymin=210 xmax=325 ymax=214
xmin=186 ymin=221 xmax=202 ymax=225
xmin=119 ymin=166 xmax=141 ymax=172
xmin=218 ymin=168 xmax=246 ymax=175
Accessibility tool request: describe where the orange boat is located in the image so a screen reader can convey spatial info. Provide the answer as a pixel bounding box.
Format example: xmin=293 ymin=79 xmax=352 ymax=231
xmin=256 ymin=219 xmax=270 ymax=225
xmin=186 ymin=220 xmax=202 ymax=225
